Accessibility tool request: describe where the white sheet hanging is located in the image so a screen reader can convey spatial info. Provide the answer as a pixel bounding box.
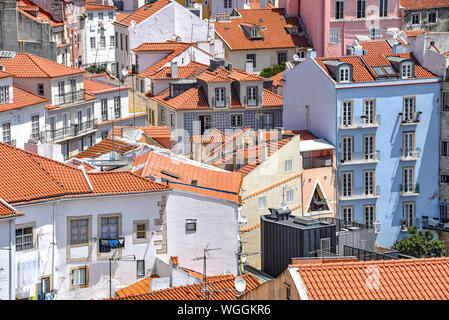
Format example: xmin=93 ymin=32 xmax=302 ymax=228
xmin=16 ymin=250 xmax=39 ymax=288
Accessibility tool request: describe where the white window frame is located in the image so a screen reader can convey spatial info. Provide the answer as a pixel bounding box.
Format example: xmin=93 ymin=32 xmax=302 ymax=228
xmin=330 ymin=28 xmax=341 ymax=44
xmin=341 ymin=171 xmax=353 ymax=197
xmin=401 ymin=62 xmax=413 ymax=79
xmin=364 ymin=205 xmax=376 ymax=227
xmin=230 ymin=114 xmax=243 ymax=127
xmin=427 ymin=10 xmax=437 ymax=24
xmin=411 ymin=12 xmax=421 ymax=25
xmin=363 ymin=169 xmax=375 ymax=195
xmin=71 ymin=266 xmax=88 ymax=288
xmin=137 ymin=260 xmax=145 ymax=278
xmin=286 ymin=188 xmax=294 ymax=203
xmin=215 ymin=87 xmax=225 ymax=108
xmin=133 ymin=220 xmax=150 ymax=244
xmin=258 ymin=196 xmax=267 ymax=210
xmin=403 ymin=202 xmax=416 ymax=227
xmin=284 ymin=159 xmax=293 ymax=173
xmin=247 ymin=86 xmax=258 ymax=106
xmin=15 ymin=223 xmax=35 ymax=252
xmin=339 ymin=67 xmax=350 ymax=83
xmin=341 ymin=206 xmax=353 ymax=223
xmin=70 ymin=218 xmax=89 ymax=245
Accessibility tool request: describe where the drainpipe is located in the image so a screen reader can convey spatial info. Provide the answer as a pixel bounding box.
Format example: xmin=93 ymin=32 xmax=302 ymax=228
xmin=51 ymin=202 xmax=56 ymax=299
xmin=9 ymin=219 xmax=13 ymax=300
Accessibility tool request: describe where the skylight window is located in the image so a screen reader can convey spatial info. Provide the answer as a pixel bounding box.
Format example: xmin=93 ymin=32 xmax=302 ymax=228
xmin=383 ymin=65 xmax=397 ymax=77
xmin=372 ymin=66 xmax=386 ymax=78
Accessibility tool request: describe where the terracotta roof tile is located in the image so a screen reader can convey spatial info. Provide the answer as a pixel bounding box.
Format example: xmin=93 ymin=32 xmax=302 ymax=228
xmin=115 ymin=0 xmax=170 ymax=26
xmin=75 ymin=136 xmax=138 ymax=159
xmin=213 ymin=9 xmax=311 ymax=50
xmin=83 ymin=77 xmax=123 ymax=95
xmin=148 ymin=61 xmax=209 ymax=80
xmin=85 ymin=2 xmax=117 ymax=11
xmin=115 ymin=275 xmax=159 ymax=298
xmin=400 ymin=0 xmax=449 ymax=9
xmin=293 ymin=257 xmax=449 ymax=300
xmin=0 ymin=86 xmax=48 ymax=112
xmin=17 ymin=0 xmax=64 ymax=27
xmin=0 ymin=200 xmax=23 ymax=219
xmin=403 ymin=30 xmax=427 ymax=37
xmin=270 ymin=71 xmax=284 ymax=88
xmin=112 ymin=274 xmax=259 ymax=300
xmin=0 ymin=71 xmax=11 ymax=79
xmin=96 ymin=113 xmax=149 ymax=126
xmin=359 ymin=40 xmax=395 ymax=55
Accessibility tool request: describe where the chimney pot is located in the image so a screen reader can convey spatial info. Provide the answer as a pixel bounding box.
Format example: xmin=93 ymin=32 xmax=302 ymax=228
xmin=171 ymin=61 xmax=178 ymax=79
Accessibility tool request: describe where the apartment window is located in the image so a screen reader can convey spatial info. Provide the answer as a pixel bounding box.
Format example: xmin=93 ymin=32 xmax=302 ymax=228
xmin=363 ymin=99 xmax=376 ymax=124
xmin=342 ymin=207 xmax=353 ymax=223
xmin=100 ymin=99 xmax=108 ymax=121
xmin=38 ymin=276 xmax=52 ymax=294
xmin=78 ymin=138 xmax=84 ymax=152
xmin=70 ymin=218 xmax=89 ymax=245
xmin=341 ymin=171 xmax=353 ymax=197
xmin=402 ymin=167 xmax=415 ymax=193
xmin=62 ymin=143 xmax=69 ymax=160
xmin=90 ymin=37 xmax=96 ymax=49
xmin=335 ymin=1 xmax=344 ymax=19
xmin=258 ymin=196 xmax=267 ymax=210
xmin=379 ymin=0 xmax=388 ymax=17
xmin=170 ymin=114 xmax=175 ymax=126
xmin=101 ymin=130 xmax=109 ymax=140
xmin=185 ymin=219 xmax=197 ymax=233
xmin=110 ymin=35 xmax=115 ymax=47
xmin=363 ymin=135 xmax=376 ymax=160
xmin=37 ymin=83 xmax=44 ymax=96
xmin=403 ymin=202 xmax=416 ymax=227
xmin=230 ymin=114 xmax=243 ymax=127
xmin=277 ymin=52 xmax=287 ymax=65
xmin=286 ymin=188 xmax=294 ymax=203
xmin=215 ymin=87 xmax=225 ymax=107
xmin=341 ymin=101 xmax=353 ymax=127
xmin=403 ymin=97 xmax=416 ymax=121
xmin=100 ymin=36 xmax=106 ymax=49
xmin=115 ymin=32 xmax=119 ymax=48
xmin=441 ymin=174 xmax=449 ymax=183
xmin=402 ymin=131 xmax=415 ymax=157
xmin=87 ymin=135 xmax=93 ymax=148
xmin=58 ymin=81 xmax=65 ymax=96
xmin=285 ymin=159 xmax=292 ymax=172
xmin=109 ymin=11 xmax=114 ymax=19
xmin=247 ymin=86 xmax=258 ymax=106
xmin=330 ymin=28 xmax=340 ymax=44
xmin=125 ymin=35 xmax=128 ymax=51
xmin=88 ymin=13 xmax=93 ymax=21
xmin=137 ymin=260 xmax=145 ymax=278
xmin=442 ymin=141 xmax=449 ymax=156
xmin=356 ymin=0 xmax=366 ymax=18
xmin=86 ymin=107 xmax=92 ymax=122
xmin=100 ymin=216 xmax=119 ymax=239
xmin=341 ymin=136 xmax=353 ymax=162
xmin=98 ymin=12 xmax=103 ymax=20
xmin=31 ymin=115 xmax=40 ymax=139
xmin=120 ymin=33 xmax=123 ymax=50
xmin=114 ymin=97 xmax=121 ymax=118
xmin=364 ymin=205 xmax=376 ymax=227
xmin=443 ymin=92 xmax=449 ymax=111
xmin=370 ymin=28 xmax=381 ymax=40
xmin=442 ymin=205 xmax=449 ymax=222
xmin=339 ymin=67 xmax=350 ymax=82
xmin=411 ymin=12 xmax=421 ymax=25
xmin=428 ymin=10 xmax=437 ymax=24
xmin=71 ymin=266 xmax=88 ymax=288
xmin=364 ymin=170 xmax=375 ymax=195
xmin=401 ymin=62 xmax=413 ymax=79
xmin=246 ymin=54 xmax=256 ymax=68
xmin=151 ymin=109 xmax=155 ymax=125
xmin=2 ymin=122 xmax=11 ymax=144
xmin=16 ymin=225 xmax=33 ymax=251
xmin=224 ymin=0 xmax=232 ymax=8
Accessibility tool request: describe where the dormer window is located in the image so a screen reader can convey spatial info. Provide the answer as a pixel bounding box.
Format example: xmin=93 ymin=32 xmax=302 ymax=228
xmin=401 ymin=62 xmax=413 ymax=79
xmin=0 ymin=85 xmax=10 ymax=104
xmin=251 ymin=26 xmax=258 ymax=38
xmin=215 ymin=87 xmax=226 ymax=108
xmin=339 ymin=67 xmax=350 ymax=83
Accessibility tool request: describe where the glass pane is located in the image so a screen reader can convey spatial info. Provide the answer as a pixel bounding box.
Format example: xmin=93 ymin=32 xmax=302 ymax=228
xmin=16 ymin=228 xmax=23 ymax=236
xmin=137 ymin=231 xmax=146 ymax=239
xmin=24 ymin=227 xmax=32 ymax=235
xmin=79 ymin=219 xmax=88 ymax=227
xmin=137 ymin=224 xmax=145 ymax=231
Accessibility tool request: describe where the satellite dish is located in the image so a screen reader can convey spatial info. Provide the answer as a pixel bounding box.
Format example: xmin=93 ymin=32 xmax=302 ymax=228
xmin=130 ymin=20 xmax=136 ymax=28
xmin=234 ymin=276 xmax=246 ymax=293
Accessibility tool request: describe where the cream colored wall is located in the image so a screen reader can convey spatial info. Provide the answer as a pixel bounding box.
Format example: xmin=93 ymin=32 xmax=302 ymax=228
xmin=240 ymin=136 xmax=302 ymax=268
xmin=229 ymin=48 xmax=297 ymax=73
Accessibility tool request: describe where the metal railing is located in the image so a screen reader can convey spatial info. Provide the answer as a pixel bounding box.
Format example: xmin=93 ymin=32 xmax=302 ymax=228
xmin=400 ymin=183 xmax=420 ymax=195
xmin=422 ymin=216 xmax=449 ymax=232
xmin=54 ymin=90 xmax=85 ymax=105
xmin=400 ymin=148 xmax=421 ymax=160
xmin=303 ymin=155 xmax=333 ymax=169
xmin=400 ymin=111 xmax=421 ymax=124
xmin=340 ymin=151 xmax=380 ymax=164
xmin=339 ymin=185 xmax=381 ymax=200
xmin=318 ymin=217 xmax=372 ymax=231
xmin=45 ymin=119 xmax=97 ymax=142
xmin=338 ymin=115 xmax=381 ymax=129
xmin=343 ymin=246 xmax=412 ymax=261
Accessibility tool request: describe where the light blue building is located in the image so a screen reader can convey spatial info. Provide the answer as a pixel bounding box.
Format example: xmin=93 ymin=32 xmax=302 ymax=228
xmin=283 ymin=52 xmax=442 ymax=248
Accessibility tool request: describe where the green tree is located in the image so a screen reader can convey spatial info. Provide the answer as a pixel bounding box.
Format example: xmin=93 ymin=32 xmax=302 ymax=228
xmin=259 ymin=62 xmax=286 ymax=78
xmin=85 ymin=64 xmax=107 ymax=74
xmin=391 ymin=226 xmax=446 ymax=258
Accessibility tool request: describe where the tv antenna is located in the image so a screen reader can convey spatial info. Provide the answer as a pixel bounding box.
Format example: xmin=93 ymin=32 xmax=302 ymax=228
xmin=109 ymin=251 xmax=136 ymax=299
xmin=193 ymin=246 xmax=221 ymax=300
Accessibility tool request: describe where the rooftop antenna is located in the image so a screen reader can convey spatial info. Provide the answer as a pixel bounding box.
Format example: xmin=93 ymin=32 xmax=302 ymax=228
xmin=193 ymin=246 xmax=221 ymax=299
xmin=109 ymin=251 xmax=136 ymax=299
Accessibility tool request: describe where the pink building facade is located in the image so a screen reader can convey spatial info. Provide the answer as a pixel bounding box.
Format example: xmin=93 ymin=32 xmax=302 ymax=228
xmin=279 ymin=0 xmax=403 ymax=57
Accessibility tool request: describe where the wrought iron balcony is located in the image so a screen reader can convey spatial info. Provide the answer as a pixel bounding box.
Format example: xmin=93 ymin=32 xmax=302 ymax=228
xmin=422 ymin=216 xmax=449 ymax=232
xmin=400 ymin=148 xmax=421 ymax=161
xmin=54 ymin=90 xmax=85 ymax=105
xmin=302 ymin=155 xmax=333 ymax=169
xmin=338 ymin=115 xmax=381 ymax=129
xmin=339 ymin=186 xmax=381 ymax=200
xmin=399 ymin=111 xmax=421 ymax=125
xmin=45 ymin=119 xmax=97 ymax=142
xmin=400 ymin=183 xmax=420 ymax=196
xmin=340 ymin=151 xmax=380 ymax=165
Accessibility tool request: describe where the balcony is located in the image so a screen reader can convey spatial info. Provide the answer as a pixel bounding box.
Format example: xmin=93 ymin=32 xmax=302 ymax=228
xmin=400 ymin=183 xmax=420 ymax=196
xmin=340 ymin=151 xmax=380 ymax=165
xmin=399 ymin=112 xmax=421 ymax=125
xmin=339 ymin=115 xmax=381 ymax=129
xmin=54 ymin=90 xmax=85 ymax=105
xmin=339 ymin=186 xmax=381 ymax=200
xmin=400 ymin=148 xmax=421 ymax=161
xmin=422 ymin=216 xmax=449 ymax=232
xmin=303 ymin=155 xmax=333 ymax=169
xmin=45 ymin=119 xmax=97 ymax=142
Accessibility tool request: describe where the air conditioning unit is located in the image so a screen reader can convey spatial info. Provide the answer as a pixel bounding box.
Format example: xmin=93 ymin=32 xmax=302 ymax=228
xmin=374 ymin=221 xmax=381 ymax=234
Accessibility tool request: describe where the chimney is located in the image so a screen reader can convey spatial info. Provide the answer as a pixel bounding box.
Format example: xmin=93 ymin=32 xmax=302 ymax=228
xmin=170 ymin=256 xmax=178 ymax=269
xmin=245 ymin=60 xmax=253 ymax=74
xmin=306 ymin=49 xmax=317 ymax=60
xmin=171 ymin=61 xmax=178 ymax=79
xmin=210 ymin=42 xmax=215 ymax=57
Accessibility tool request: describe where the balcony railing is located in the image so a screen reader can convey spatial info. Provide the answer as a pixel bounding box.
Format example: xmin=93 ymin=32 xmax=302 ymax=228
xmin=400 ymin=112 xmax=421 ymax=125
xmin=318 ymin=217 xmax=372 ymax=231
xmin=339 ymin=185 xmax=381 ymax=200
xmin=400 ymin=183 xmax=420 ymax=196
xmin=400 ymin=148 xmax=421 ymax=161
xmin=54 ymin=90 xmax=85 ymax=105
xmin=339 ymin=115 xmax=381 ymax=129
xmin=303 ymin=155 xmax=333 ymax=169
xmin=422 ymin=216 xmax=449 ymax=232
xmin=340 ymin=151 xmax=380 ymax=165
xmin=45 ymin=119 xmax=97 ymax=142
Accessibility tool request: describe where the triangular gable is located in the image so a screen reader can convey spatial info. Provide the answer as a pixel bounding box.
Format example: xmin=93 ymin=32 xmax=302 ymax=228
xmin=306 ymin=179 xmax=332 ymax=215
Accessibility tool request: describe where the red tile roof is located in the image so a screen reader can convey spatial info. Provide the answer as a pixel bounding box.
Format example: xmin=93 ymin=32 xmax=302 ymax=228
xmin=270 ymin=71 xmax=284 ymax=88
xmin=292 ymin=257 xmax=449 ymax=300
xmin=0 ymin=71 xmax=11 ymax=79
xmin=112 ymin=274 xmax=259 ymax=300
xmin=85 ymin=2 xmax=117 ymax=11
xmin=0 ymin=200 xmax=23 ymax=219
xmin=96 ymin=113 xmax=149 ymax=126
xmin=132 ymin=151 xmax=242 ymax=203
xmin=75 ymin=137 xmax=138 ymax=159
xmin=191 ymin=129 xmax=226 ymax=144
xmin=115 ymin=275 xmax=159 ymax=298
xmin=0 ymin=142 xmax=168 ymax=205
xmin=400 ymin=0 xmax=449 ymax=9
xmin=0 ymin=86 xmax=48 ymax=112
xmin=359 ymin=40 xmax=395 ymax=55
xmin=17 ymin=0 xmax=64 ymax=27
xmin=148 ymin=61 xmax=209 ymax=80
xmin=83 ymin=77 xmax=124 ymax=95
xmin=115 ymin=0 xmax=171 ymax=27
xmin=0 ymin=53 xmax=85 ymax=78
xmin=213 ymin=9 xmax=311 ymax=51
xmin=403 ymin=30 xmax=427 ymax=37
xmin=110 ymin=126 xmax=172 ymax=149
